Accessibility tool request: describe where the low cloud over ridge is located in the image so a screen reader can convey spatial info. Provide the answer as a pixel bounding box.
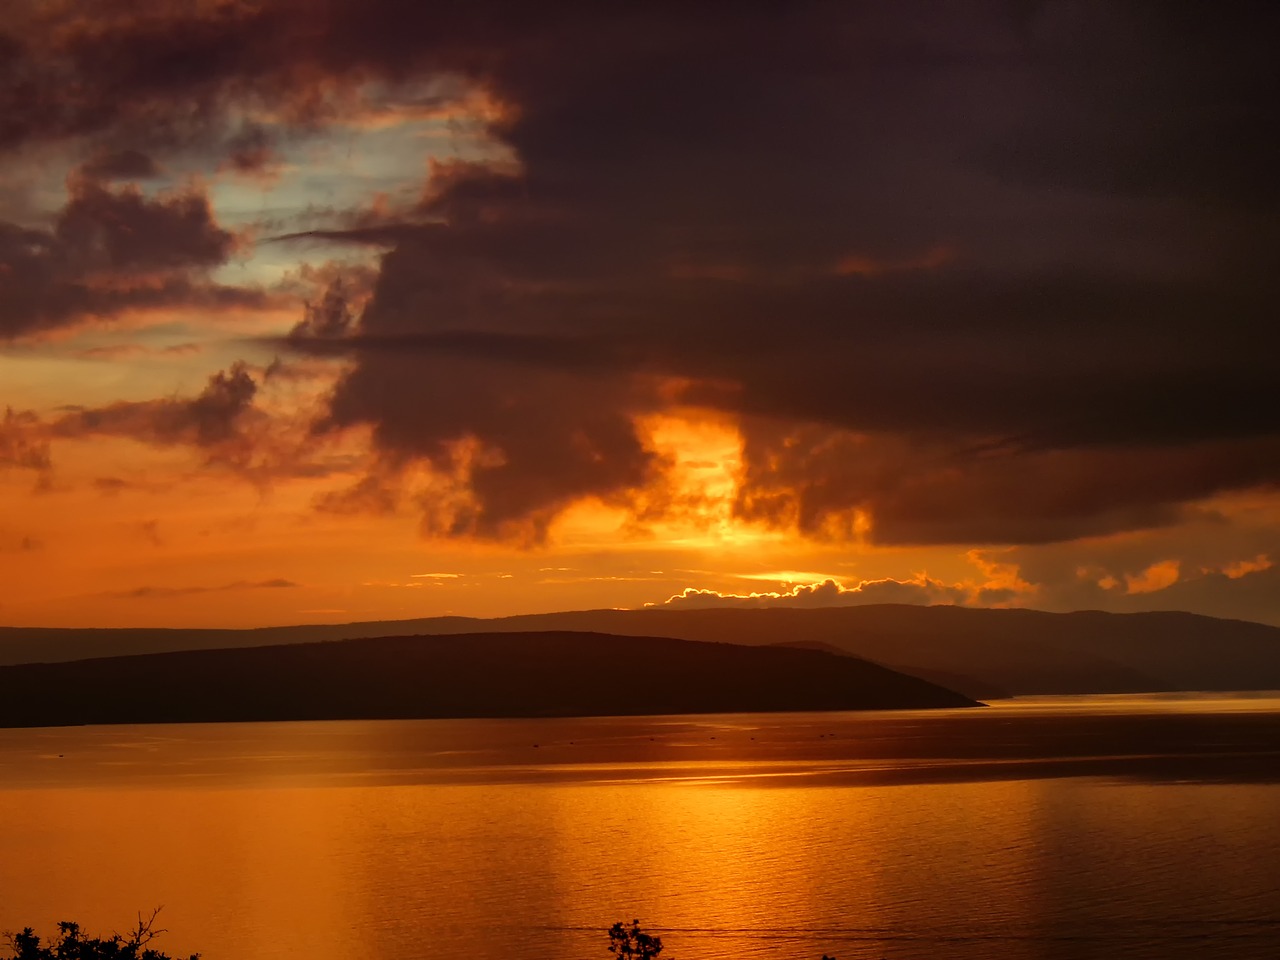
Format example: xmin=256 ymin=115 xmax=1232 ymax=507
xmin=659 ymin=577 xmax=971 ymax=610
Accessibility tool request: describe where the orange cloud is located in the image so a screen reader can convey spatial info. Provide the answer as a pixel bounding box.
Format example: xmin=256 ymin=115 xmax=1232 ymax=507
xmin=1125 ymin=559 xmax=1181 ymax=595
xmin=657 ymin=575 xmax=970 ymax=609
xmin=965 ymin=548 xmax=1037 ymax=604
xmin=1221 ymin=554 xmax=1272 ymax=579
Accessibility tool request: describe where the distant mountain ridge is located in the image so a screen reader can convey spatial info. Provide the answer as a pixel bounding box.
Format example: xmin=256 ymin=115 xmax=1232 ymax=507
xmin=3 ymin=604 xmax=1278 ymax=697
xmin=0 ymin=630 xmax=977 ymax=728
xmin=765 ymin=639 xmax=1013 ymax=700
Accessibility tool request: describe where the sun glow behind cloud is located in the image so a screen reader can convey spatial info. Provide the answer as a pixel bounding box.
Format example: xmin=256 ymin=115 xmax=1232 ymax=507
xmin=3 ymin=1 xmax=1280 ymax=628
xmin=629 ymin=409 xmax=788 ymax=549
xmin=545 ymin=408 xmax=778 ymax=551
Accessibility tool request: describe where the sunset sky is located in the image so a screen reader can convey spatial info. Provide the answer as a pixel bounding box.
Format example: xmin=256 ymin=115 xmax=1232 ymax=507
xmin=2 ymin=0 xmax=1277 ymax=629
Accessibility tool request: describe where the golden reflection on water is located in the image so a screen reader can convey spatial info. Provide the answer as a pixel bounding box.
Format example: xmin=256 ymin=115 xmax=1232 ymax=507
xmin=4 ymin=778 xmax=1276 ymax=960
xmin=3 ymin=703 xmax=1280 ymax=959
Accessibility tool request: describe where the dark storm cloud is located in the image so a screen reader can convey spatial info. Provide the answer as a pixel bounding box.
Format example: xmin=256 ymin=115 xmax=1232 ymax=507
xmin=0 ymin=407 xmax=51 ymax=474
xmin=983 ymin=1 xmax=1280 ymax=208
xmin=288 ymin=278 xmax=358 ymax=340
xmin=4 ymin=365 xmax=269 ymax=478
xmin=10 ymin=1 xmax=1279 ymax=543
xmin=0 ymin=1 xmax=273 ymax=151
xmin=276 ymin=2 xmax=1279 ymax=541
xmin=55 ymin=176 xmax=233 ymax=272
xmin=316 ymin=342 xmax=656 ymax=539
xmin=8 ymin=360 xmax=365 ymax=484
xmin=0 ymin=0 xmax=514 ymax=153
xmin=51 ymin=362 xmax=261 ymax=452
xmin=0 ymin=172 xmax=253 ymax=338
xmin=80 ymin=148 xmax=161 ymax=181
xmin=223 ymin=124 xmax=277 ymax=176
xmin=735 ymin=425 xmax=1280 ymax=546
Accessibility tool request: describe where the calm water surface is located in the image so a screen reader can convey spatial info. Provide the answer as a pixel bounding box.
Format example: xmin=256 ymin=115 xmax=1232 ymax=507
xmin=2 ymin=693 xmax=1279 ymax=960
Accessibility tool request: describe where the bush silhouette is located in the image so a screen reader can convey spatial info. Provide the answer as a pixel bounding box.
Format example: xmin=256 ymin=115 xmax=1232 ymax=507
xmin=4 ymin=910 xmax=197 ymax=960
xmin=608 ymin=920 xmax=839 ymax=959
xmin=608 ymin=920 xmax=663 ymax=959
xmin=9 ymin=914 xmax=835 ymax=958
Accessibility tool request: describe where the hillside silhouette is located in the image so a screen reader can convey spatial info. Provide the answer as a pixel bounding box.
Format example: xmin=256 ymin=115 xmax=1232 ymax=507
xmin=4 ymin=605 xmax=1279 ymax=696
xmin=765 ymin=639 xmax=1013 ymax=700
xmin=0 ymin=630 xmax=977 ymax=728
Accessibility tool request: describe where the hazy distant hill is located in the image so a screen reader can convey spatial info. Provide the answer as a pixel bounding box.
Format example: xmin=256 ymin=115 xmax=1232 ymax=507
xmin=4 ymin=604 xmax=1278 ymax=696
xmin=0 ymin=630 xmax=976 ymax=728
xmin=485 ymin=606 xmax=1280 ymax=695
xmin=766 ymin=639 xmax=1013 ymax=701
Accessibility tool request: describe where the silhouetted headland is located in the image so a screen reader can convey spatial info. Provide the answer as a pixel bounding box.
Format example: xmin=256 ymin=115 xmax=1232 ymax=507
xmin=5 ymin=605 xmax=1279 ymax=697
xmin=0 ymin=630 xmax=977 ymax=728
xmin=766 ymin=639 xmax=1013 ymax=700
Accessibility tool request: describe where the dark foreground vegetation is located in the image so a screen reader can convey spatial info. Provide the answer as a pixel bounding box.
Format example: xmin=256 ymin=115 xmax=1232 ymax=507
xmin=608 ymin=920 xmax=836 ymax=960
xmin=6 ymin=917 xmax=838 ymax=959
xmin=4 ymin=912 xmax=197 ymax=960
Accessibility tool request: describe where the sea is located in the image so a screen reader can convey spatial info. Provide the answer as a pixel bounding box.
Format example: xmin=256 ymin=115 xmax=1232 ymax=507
xmin=1 ymin=693 xmax=1278 ymax=960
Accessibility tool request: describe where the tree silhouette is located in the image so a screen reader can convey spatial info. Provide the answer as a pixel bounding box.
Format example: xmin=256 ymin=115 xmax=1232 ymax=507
xmin=608 ymin=920 xmax=663 ymax=959
xmin=606 ymin=920 xmax=838 ymax=959
xmin=4 ymin=909 xmax=197 ymax=960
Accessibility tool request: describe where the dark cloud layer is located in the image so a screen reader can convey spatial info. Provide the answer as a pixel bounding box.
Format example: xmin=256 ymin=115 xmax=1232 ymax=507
xmin=0 ymin=170 xmax=252 ymax=338
xmin=0 ymin=407 xmax=51 ymax=475
xmin=108 ymin=578 xmax=300 ymax=600
xmin=2 ymin=361 xmax=361 ymax=487
xmin=6 ymin=1 xmax=1279 ymax=544
xmin=80 ymin=148 xmax=161 ymax=181
xmin=53 ymin=362 xmax=260 ymax=451
xmin=0 ymin=364 xmax=267 ymax=479
xmin=736 ymin=426 xmax=1280 ymax=546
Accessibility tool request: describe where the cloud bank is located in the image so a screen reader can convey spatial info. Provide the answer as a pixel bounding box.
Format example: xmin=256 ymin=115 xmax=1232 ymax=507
xmin=659 ymin=577 xmax=971 ymax=610
xmin=2 ymin=1 xmax=1278 ymax=628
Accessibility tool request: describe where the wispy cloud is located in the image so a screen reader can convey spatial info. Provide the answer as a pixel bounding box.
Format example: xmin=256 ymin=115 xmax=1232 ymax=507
xmin=108 ymin=579 xmax=300 ymax=600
